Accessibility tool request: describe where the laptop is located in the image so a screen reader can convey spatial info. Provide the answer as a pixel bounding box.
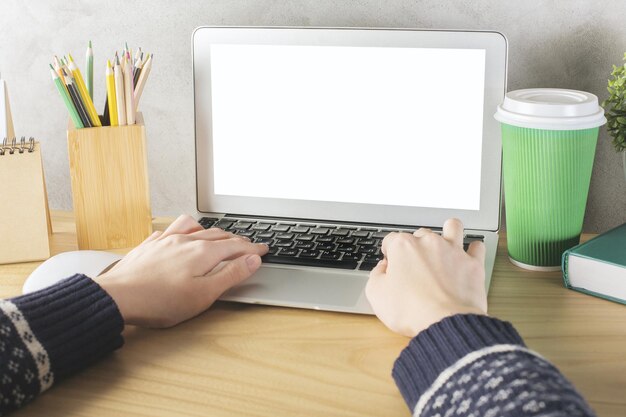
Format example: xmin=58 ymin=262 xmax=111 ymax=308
xmin=192 ymin=27 xmax=507 ymax=314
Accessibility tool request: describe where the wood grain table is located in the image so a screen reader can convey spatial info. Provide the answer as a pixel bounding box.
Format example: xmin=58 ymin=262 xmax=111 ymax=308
xmin=1 ymin=211 xmax=624 ymax=416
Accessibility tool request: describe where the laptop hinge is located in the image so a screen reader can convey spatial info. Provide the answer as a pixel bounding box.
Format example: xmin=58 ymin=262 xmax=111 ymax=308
xmin=222 ymin=213 xmax=440 ymax=231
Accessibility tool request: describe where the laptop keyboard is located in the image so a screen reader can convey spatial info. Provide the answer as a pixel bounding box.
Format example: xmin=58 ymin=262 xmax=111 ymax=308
xmin=199 ymin=217 xmax=484 ymax=271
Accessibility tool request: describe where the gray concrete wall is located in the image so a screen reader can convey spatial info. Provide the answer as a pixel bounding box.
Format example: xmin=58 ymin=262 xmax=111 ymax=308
xmin=1 ymin=0 xmax=624 ymax=232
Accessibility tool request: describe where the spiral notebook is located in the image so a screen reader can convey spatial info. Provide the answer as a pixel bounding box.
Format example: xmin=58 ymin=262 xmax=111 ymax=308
xmin=0 ymin=137 xmax=51 ymax=264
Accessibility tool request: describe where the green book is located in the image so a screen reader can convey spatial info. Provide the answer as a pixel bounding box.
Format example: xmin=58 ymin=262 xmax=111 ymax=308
xmin=562 ymin=222 xmax=626 ymax=305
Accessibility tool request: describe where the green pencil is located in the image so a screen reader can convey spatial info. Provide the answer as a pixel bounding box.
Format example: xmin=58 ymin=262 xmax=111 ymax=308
xmin=86 ymin=40 xmax=93 ymax=99
xmin=50 ymin=65 xmax=83 ymax=129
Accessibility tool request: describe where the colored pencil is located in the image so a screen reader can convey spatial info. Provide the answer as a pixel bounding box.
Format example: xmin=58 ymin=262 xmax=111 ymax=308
xmin=50 ymin=66 xmax=83 ymax=129
xmin=68 ymin=54 xmax=101 ymax=127
xmin=86 ymin=41 xmax=94 ymax=99
xmin=106 ymin=60 xmax=118 ymax=126
xmin=132 ymin=52 xmax=143 ymax=86
xmin=124 ymin=52 xmax=135 ymax=125
xmin=134 ymin=48 xmax=142 ymax=66
xmin=133 ymin=53 xmax=152 ymax=110
xmin=103 ymin=97 xmax=110 ymax=126
xmin=63 ymin=70 xmax=92 ymax=128
xmin=53 ymin=56 xmax=68 ymax=90
xmin=114 ymin=55 xmax=126 ymax=126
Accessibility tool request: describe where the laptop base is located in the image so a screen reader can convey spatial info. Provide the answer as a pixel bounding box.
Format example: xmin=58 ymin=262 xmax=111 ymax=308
xmin=220 ymin=230 xmax=498 ymax=315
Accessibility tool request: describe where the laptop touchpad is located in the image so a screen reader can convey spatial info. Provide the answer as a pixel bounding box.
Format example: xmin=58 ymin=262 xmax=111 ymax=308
xmin=222 ymin=265 xmax=365 ymax=308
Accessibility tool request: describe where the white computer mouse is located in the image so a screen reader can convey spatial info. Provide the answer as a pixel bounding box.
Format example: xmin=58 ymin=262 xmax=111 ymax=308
xmin=23 ymin=251 xmax=123 ymax=294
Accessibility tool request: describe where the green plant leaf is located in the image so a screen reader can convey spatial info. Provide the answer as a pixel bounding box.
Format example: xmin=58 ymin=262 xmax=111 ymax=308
xmin=605 ymin=52 xmax=626 ymax=152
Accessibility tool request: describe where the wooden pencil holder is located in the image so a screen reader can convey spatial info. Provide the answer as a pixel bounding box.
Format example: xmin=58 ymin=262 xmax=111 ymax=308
xmin=67 ymin=113 xmax=152 ymax=250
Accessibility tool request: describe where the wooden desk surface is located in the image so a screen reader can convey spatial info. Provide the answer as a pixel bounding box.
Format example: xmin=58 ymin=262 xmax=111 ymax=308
xmin=1 ymin=211 xmax=625 ymax=417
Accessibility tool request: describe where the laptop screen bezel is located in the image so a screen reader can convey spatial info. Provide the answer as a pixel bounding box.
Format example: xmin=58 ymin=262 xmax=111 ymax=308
xmin=193 ymin=27 xmax=506 ymax=231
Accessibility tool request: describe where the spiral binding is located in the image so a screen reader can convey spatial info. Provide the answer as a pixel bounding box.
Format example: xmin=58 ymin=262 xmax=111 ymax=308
xmin=0 ymin=137 xmax=35 ymax=156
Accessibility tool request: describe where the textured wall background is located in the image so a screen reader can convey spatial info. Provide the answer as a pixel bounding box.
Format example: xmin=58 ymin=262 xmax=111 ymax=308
xmin=1 ymin=0 xmax=624 ymax=232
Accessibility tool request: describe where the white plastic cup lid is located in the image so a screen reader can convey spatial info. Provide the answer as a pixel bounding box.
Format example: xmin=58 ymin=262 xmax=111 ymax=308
xmin=494 ymin=88 xmax=606 ymax=130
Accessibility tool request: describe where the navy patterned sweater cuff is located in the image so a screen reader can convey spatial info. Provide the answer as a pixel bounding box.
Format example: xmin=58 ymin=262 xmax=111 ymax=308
xmin=392 ymin=314 xmax=525 ymax=411
xmin=10 ymin=274 xmax=125 ymax=381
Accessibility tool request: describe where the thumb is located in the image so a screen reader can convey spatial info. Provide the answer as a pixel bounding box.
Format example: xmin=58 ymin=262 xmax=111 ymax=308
xmin=365 ymin=259 xmax=387 ymax=305
xmin=207 ymin=254 xmax=262 ymax=295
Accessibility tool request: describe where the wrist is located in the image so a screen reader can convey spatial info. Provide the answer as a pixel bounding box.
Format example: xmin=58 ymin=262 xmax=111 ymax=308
xmin=406 ymin=306 xmax=487 ymax=338
xmin=95 ymin=273 xmax=133 ymax=325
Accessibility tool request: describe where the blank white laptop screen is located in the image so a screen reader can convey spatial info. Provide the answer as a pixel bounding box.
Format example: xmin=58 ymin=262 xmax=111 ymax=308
xmin=210 ymin=44 xmax=486 ymax=211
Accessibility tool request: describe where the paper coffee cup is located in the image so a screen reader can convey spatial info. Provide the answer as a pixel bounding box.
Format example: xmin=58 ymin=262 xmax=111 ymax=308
xmin=494 ymin=89 xmax=606 ymax=271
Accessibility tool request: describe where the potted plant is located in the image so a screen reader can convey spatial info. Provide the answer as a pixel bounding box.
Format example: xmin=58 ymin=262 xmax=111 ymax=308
xmin=602 ymin=53 xmax=626 ymax=176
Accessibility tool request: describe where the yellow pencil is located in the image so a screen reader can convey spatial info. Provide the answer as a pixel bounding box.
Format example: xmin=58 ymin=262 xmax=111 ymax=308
xmin=68 ymin=54 xmax=102 ymax=127
xmin=106 ymin=60 xmax=118 ymax=126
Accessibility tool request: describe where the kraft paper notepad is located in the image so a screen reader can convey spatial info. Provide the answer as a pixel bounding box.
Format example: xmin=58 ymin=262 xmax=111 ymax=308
xmin=0 ymin=139 xmax=51 ymax=264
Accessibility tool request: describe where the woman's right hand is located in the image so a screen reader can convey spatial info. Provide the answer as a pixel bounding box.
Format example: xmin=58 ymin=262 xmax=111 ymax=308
xmin=365 ymin=218 xmax=488 ymax=337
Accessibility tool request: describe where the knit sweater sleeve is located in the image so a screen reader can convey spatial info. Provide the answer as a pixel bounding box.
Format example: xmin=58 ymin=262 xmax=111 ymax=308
xmin=393 ymin=314 xmax=596 ymax=417
xmin=0 ymin=274 xmax=124 ymax=414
